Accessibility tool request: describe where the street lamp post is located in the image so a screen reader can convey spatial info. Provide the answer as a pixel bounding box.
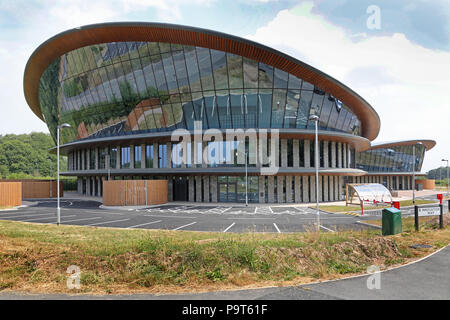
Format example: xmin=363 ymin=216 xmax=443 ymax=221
xmin=57 ymin=123 xmax=71 ymax=226
xmin=412 ymin=142 xmax=422 ymax=205
xmin=442 ymin=159 xmax=449 ymax=197
xmin=245 ymin=150 xmax=248 ymax=207
xmin=309 ymin=114 xmax=320 ymax=232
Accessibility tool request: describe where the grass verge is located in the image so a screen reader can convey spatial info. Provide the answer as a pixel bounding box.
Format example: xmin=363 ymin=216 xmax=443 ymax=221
xmin=0 ymin=219 xmax=448 ymax=295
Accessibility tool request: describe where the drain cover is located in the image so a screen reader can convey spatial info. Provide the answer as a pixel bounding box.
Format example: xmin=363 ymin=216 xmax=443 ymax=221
xmin=409 ymin=244 xmax=433 ymax=249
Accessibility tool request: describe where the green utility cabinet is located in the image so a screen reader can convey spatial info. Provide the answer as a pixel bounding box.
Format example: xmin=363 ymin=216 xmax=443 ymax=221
xmin=382 ymin=207 xmax=402 ymax=236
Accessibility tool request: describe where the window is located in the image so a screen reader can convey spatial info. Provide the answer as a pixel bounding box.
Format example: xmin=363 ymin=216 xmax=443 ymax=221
xmin=110 ymin=147 xmax=117 ymax=168
xmin=121 ymin=146 xmax=130 ymax=168
xmin=145 ymin=144 xmax=154 ymax=168
xmin=159 ymin=144 xmax=167 ymax=168
xmin=134 ymin=145 xmax=141 ymax=168
xmin=99 ymin=148 xmax=106 ymax=169
xmin=89 ymin=149 xmax=96 ymax=170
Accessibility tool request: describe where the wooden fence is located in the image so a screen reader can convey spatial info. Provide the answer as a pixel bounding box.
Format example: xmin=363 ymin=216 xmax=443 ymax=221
xmin=0 ymin=182 xmax=22 ymax=207
xmin=103 ymin=180 xmax=168 ymax=206
xmin=0 ymin=180 xmax=63 ymax=198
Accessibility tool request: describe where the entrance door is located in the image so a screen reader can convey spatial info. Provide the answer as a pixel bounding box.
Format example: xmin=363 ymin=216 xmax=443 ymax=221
xmin=219 ymin=182 xmax=237 ymax=202
xmin=173 ymin=177 xmax=188 ymax=201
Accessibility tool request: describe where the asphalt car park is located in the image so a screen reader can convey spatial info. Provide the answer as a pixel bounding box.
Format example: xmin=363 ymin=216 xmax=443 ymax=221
xmin=3 ymin=198 xmax=442 ymax=233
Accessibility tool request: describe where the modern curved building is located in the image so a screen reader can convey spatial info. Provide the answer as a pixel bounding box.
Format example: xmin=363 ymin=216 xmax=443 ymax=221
xmin=23 ymin=22 xmax=435 ymax=203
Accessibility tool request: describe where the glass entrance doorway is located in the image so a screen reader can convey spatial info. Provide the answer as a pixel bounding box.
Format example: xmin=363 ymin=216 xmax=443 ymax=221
xmin=219 ymin=182 xmax=237 ymax=202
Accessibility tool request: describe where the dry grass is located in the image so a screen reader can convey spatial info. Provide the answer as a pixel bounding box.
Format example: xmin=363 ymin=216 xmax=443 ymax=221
xmin=0 ymin=220 xmax=448 ymax=295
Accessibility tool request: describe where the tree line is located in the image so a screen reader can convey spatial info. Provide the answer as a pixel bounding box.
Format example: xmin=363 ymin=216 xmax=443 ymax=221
xmin=0 ymin=132 xmax=67 ymax=179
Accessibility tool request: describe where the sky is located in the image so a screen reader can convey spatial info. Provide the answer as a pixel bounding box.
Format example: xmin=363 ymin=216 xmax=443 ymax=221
xmin=0 ymin=0 xmax=449 ymax=172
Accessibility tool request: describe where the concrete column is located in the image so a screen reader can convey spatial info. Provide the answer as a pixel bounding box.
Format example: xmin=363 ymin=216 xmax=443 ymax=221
xmin=343 ymin=144 xmax=347 ymax=168
xmin=323 ymin=141 xmax=329 ymax=168
xmin=153 ymin=143 xmax=158 ymax=168
xmin=203 ymin=176 xmax=210 ymax=202
xmin=195 ymin=176 xmax=202 ymax=202
xmin=141 ymin=145 xmax=145 ymax=169
xmin=318 ymin=176 xmax=323 ymax=202
xmin=116 ymin=146 xmax=121 ymax=169
xmin=293 ymin=140 xmax=299 ymax=167
xmin=277 ymin=176 xmax=284 ymax=203
xmin=281 ymin=139 xmax=287 ymax=168
xmin=304 ymin=140 xmax=310 ymax=168
xmin=188 ymin=177 xmax=195 ymax=202
xmin=310 ymin=176 xmax=316 ymax=203
xmin=338 ymin=176 xmax=344 ymax=200
xmin=329 ymin=176 xmax=334 ymax=201
xmin=286 ymin=176 xmax=293 ymax=203
xmin=81 ymin=150 xmax=85 ymax=170
xmin=86 ymin=177 xmax=91 ymax=196
xmin=335 ymin=176 xmax=340 ymax=201
xmin=396 ymin=176 xmax=400 ymax=190
xmin=168 ymin=177 xmax=173 ymax=202
xmin=268 ymin=176 xmax=274 ymax=203
xmin=210 ymin=176 xmax=218 ymax=202
xmin=77 ymin=177 xmax=82 ymax=194
xmin=331 ymin=141 xmax=336 ymax=168
xmin=258 ymin=176 xmax=265 ymax=203
xmin=337 ymin=143 xmax=342 ymax=168
xmin=302 ymin=176 xmax=309 ymax=203
xmin=130 ymin=145 xmax=135 ymax=169
xmin=167 ymin=142 xmax=172 ymax=169
xmin=294 ymin=176 xmax=301 ymax=202
xmin=324 ymin=176 xmax=329 ymax=202
xmin=93 ymin=149 xmax=98 ymax=170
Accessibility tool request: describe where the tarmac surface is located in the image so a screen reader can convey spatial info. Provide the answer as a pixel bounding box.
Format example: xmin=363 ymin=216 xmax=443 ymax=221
xmin=0 ymin=198 xmax=390 ymax=233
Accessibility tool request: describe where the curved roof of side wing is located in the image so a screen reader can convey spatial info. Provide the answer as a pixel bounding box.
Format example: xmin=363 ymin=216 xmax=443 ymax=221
xmin=23 ymin=22 xmax=381 ymax=140
xmin=370 ymin=139 xmax=436 ymax=151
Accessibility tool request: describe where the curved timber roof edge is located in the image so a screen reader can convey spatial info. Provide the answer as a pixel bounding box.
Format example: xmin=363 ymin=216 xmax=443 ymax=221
xmin=23 ymin=21 xmax=381 ymax=140
xmin=370 ymin=139 xmax=436 ymax=151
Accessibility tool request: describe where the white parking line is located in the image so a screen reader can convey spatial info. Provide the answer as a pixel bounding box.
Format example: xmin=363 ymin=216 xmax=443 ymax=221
xmin=21 ymin=215 xmax=76 ymax=222
xmin=223 ymin=222 xmax=235 ymax=232
xmin=126 ymin=220 xmax=162 ymax=229
xmin=143 ymin=215 xmax=195 ymax=219
xmin=172 ymin=222 xmax=197 ymax=230
xmin=55 ymin=217 xmax=103 ymax=224
xmin=320 ymin=225 xmax=335 ymax=232
xmin=87 ymin=219 xmax=130 ymax=226
xmin=273 ymin=223 xmax=281 ymax=233
xmin=0 ymin=212 xmax=53 ymax=219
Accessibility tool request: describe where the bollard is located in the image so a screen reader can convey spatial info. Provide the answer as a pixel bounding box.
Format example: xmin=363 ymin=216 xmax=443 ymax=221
xmin=440 ymin=204 xmax=444 ymax=229
xmin=414 ymin=205 xmax=419 ymax=231
xmin=448 ymin=199 xmax=450 ymax=213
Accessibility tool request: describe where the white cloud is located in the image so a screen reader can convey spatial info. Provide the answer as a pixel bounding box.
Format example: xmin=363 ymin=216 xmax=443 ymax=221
xmin=245 ymin=2 xmax=450 ymax=172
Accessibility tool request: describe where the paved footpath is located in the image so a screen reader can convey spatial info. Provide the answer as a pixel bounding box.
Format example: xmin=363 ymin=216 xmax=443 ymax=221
xmin=1 ymin=246 xmax=448 ymax=300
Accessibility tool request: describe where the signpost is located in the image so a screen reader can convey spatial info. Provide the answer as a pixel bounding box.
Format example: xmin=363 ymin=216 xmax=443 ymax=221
xmin=414 ymin=204 xmax=443 ymax=231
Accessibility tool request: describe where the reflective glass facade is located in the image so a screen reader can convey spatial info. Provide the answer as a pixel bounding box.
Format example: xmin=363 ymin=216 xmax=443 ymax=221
xmin=356 ymin=145 xmax=426 ymax=173
xmin=38 ymin=41 xmax=362 ymax=145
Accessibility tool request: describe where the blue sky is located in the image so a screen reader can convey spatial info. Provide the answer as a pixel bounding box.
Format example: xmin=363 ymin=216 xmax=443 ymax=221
xmin=0 ymin=0 xmax=448 ymax=171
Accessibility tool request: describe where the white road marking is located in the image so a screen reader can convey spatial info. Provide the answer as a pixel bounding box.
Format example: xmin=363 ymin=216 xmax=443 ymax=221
xmin=172 ymin=221 xmax=197 ymax=230
xmin=87 ymin=219 xmax=130 ymax=226
xmin=320 ymin=225 xmax=335 ymax=232
xmin=84 ymin=210 xmax=123 ymax=215
xmin=0 ymin=212 xmax=54 ymax=219
xmin=21 ymin=215 xmax=77 ymax=222
xmin=55 ymin=217 xmax=103 ymax=224
xmin=144 ymin=214 xmax=195 ymax=219
xmin=126 ymin=220 xmax=162 ymax=229
xmin=223 ymin=222 xmax=235 ymax=232
xmin=227 ymin=217 xmax=275 ymax=220
xmin=273 ymin=223 xmax=281 ymax=233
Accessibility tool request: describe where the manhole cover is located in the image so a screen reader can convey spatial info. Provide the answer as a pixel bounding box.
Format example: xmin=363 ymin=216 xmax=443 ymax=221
xmin=409 ymin=244 xmax=433 ymax=249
